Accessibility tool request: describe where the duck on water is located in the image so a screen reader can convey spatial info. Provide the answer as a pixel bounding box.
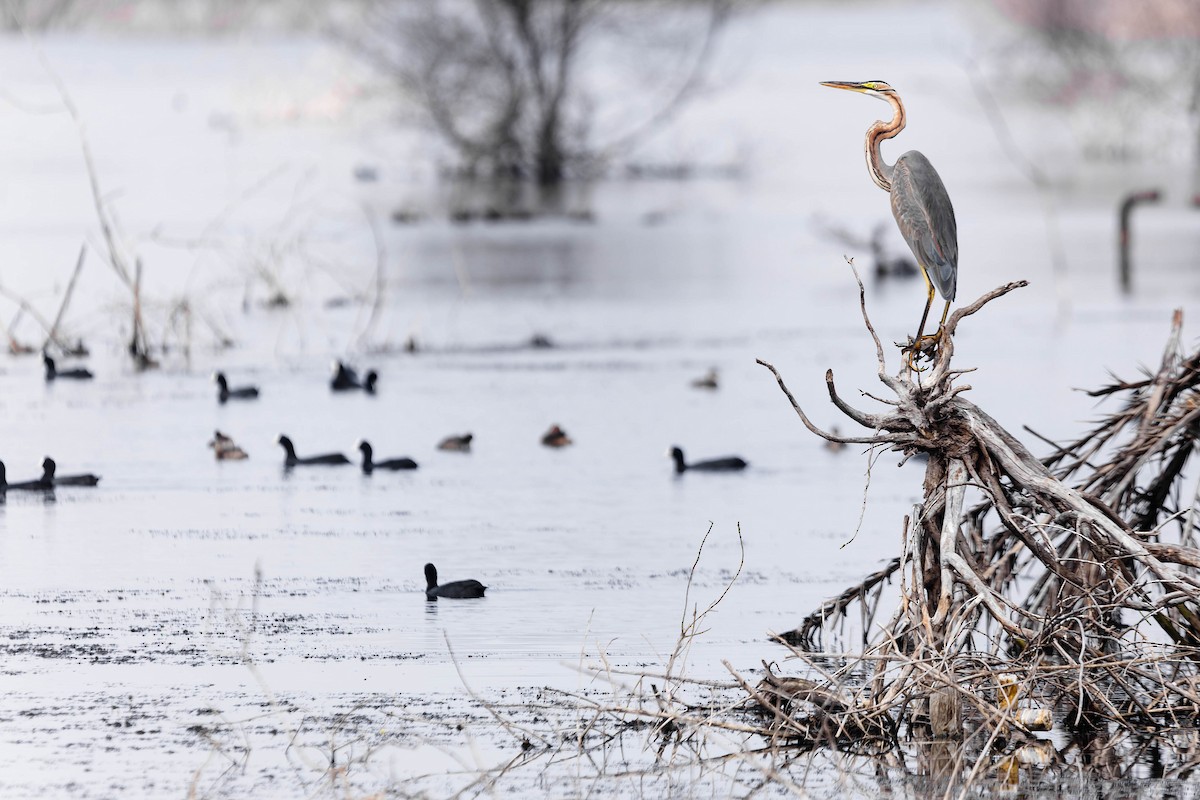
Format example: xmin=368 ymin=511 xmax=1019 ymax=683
xmin=541 ymin=425 xmax=572 ymax=448
xmin=437 ymin=433 xmax=473 ymax=452
xmin=690 ymin=368 xmax=719 ymax=390
xmin=276 ymin=435 xmax=351 ymax=467
xmin=209 ymin=431 xmax=248 ymax=460
xmin=357 ymin=440 xmax=417 ymax=473
xmin=669 ymin=446 xmax=748 ymax=474
xmin=2 ymin=458 xmax=101 ymax=489
xmin=213 ymin=372 xmax=259 ymax=403
xmin=424 ymin=563 xmax=486 ymax=600
xmin=41 ymin=457 xmax=101 ymax=486
xmin=43 ymin=353 xmax=92 ymax=381
xmin=331 ymin=361 xmax=377 ymax=394
xmin=0 ymin=460 xmax=50 ymax=490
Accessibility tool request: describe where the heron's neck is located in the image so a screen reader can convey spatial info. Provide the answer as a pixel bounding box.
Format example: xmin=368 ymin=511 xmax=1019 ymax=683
xmin=865 ymin=93 xmax=905 ymax=192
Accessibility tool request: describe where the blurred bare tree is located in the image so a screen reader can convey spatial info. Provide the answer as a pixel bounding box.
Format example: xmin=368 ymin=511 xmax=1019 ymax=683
xmin=2 ymin=0 xmax=82 ymax=30
xmin=347 ymin=0 xmax=731 ymax=187
xmin=984 ymin=0 xmax=1200 ymax=171
xmin=0 ymin=1 xmax=374 ymax=34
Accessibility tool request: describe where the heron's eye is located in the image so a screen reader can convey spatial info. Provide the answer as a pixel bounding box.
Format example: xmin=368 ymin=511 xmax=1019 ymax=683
xmin=863 ymin=82 xmax=878 ymax=90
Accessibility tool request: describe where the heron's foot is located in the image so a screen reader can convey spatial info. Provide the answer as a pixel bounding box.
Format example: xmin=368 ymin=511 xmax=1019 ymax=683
xmin=899 ymin=332 xmax=942 ymax=371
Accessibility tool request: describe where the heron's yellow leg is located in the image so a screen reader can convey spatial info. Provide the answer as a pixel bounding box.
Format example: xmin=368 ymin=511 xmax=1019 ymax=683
xmin=912 ymin=280 xmax=935 ymax=345
xmin=905 ymin=271 xmax=945 ymax=371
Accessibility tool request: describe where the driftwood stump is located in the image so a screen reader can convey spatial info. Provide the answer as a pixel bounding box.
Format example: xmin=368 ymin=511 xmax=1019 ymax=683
xmin=754 ymin=269 xmax=1200 ymax=774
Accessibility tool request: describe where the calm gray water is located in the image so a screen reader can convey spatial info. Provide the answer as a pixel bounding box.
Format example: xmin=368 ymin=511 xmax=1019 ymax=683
xmin=0 ymin=2 xmax=1197 ymax=796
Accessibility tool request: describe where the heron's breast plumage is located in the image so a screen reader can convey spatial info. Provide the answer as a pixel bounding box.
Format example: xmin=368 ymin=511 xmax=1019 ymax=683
xmin=889 ymin=150 xmax=958 ymax=302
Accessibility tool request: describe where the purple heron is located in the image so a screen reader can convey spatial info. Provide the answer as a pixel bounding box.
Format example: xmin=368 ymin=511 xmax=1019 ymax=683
xmin=820 ymin=80 xmax=958 ymax=361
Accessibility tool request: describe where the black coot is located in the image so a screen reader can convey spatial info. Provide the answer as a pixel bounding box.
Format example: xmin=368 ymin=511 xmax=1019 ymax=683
xmin=0 ymin=460 xmax=52 ymax=490
xmin=43 ymin=353 xmax=92 ymax=381
xmin=331 ymin=361 xmax=378 ymax=394
xmin=42 ymin=457 xmax=100 ymax=486
xmin=357 ymin=441 xmax=417 ymax=473
xmin=214 ymin=372 xmax=259 ymax=403
xmin=669 ymin=446 xmax=747 ymax=474
xmin=425 ymin=563 xmax=486 ymax=600
xmin=276 ymin=435 xmax=351 ymax=467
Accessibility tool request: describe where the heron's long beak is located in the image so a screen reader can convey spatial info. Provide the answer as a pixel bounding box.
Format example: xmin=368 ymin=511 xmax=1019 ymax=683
xmin=820 ymin=80 xmax=867 ymax=93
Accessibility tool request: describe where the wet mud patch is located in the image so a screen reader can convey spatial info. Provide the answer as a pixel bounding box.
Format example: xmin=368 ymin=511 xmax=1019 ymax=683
xmin=0 ymin=578 xmax=444 ymax=672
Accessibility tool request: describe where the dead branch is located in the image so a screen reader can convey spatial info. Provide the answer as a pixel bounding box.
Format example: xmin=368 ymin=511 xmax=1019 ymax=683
xmin=752 ymin=271 xmax=1200 ymax=774
xmin=43 ymin=243 xmax=87 ymax=354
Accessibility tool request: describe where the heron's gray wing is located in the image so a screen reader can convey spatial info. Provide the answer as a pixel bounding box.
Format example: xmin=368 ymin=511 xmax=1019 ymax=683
xmin=890 ymin=151 xmax=958 ymax=301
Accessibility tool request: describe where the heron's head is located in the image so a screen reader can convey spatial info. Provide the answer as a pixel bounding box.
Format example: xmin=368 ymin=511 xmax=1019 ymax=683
xmin=820 ymin=80 xmax=895 ymax=99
